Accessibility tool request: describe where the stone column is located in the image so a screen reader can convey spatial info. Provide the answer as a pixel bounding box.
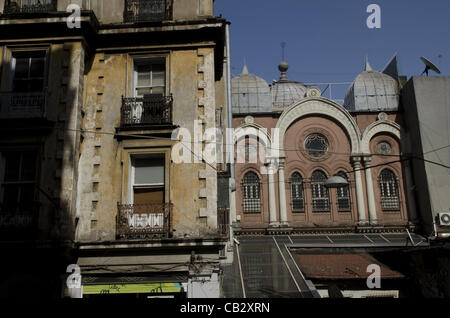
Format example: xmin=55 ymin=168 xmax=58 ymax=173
xmin=363 ymin=156 xmax=378 ymax=225
xmin=352 ymin=156 xmax=367 ymax=225
xmin=268 ymin=160 xmax=278 ymax=227
xmin=278 ymin=158 xmax=288 ymax=227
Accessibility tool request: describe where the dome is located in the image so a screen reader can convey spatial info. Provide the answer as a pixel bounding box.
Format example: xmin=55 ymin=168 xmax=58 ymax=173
xmin=232 ymin=65 xmax=272 ymax=114
xmin=344 ymin=60 xmax=399 ymax=112
xmin=270 ymin=62 xmax=307 ymax=109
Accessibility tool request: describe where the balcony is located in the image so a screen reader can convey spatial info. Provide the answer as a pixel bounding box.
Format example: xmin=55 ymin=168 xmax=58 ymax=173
xmin=116 ymin=203 xmax=173 ymax=239
xmin=0 ymin=92 xmax=47 ymax=119
xmin=124 ymin=0 xmax=172 ymax=23
xmin=3 ymin=0 xmax=57 ymax=14
xmin=0 ymin=91 xmax=46 ymax=119
xmin=121 ymin=94 xmax=173 ymax=127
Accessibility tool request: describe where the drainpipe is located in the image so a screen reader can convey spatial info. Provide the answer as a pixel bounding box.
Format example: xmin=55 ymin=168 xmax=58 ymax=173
xmin=225 ymin=22 xmax=235 ymax=247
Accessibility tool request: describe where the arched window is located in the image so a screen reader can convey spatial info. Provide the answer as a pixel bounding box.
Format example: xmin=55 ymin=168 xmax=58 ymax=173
xmin=379 ymin=169 xmax=400 ymax=210
xmin=290 ymin=172 xmax=304 ymax=212
xmin=336 ymin=172 xmax=351 ymax=212
xmin=311 ymin=170 xmax=330 ymax=212
xmin=242 ymin=171 xmax=261 ymax=213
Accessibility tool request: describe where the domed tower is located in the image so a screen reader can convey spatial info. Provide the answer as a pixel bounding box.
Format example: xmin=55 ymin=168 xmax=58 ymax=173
xmin=231 ymin=64 xmax=272 ymax=114
xmin=270 ymin=61 xmax=308 ymax=110
xmin=344 ymin=60 xmax=400 ymax=112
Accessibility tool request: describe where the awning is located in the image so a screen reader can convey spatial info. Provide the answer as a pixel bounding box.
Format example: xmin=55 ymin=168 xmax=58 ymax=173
xmin=293 ymin=253 xmax=405 ymax=280
xmin=83 ymin=282 xmax=184 ymax=295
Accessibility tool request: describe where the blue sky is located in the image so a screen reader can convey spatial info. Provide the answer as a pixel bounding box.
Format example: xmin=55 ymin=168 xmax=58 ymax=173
xmin=215 ymin=0 xmax=450 ymax=100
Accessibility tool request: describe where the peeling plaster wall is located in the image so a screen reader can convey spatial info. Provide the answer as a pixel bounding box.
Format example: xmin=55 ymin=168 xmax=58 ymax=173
xmin=77 ymin=47 xmax=221 ymax=242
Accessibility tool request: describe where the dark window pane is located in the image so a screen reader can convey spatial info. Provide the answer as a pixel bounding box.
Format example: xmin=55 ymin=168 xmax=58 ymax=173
xmin=242 ymin=172 xmax=261 ymax=213
xmin=14 ymin=58 xmax=29 ymax=79
xmin=13 ymin=80 xmax=29 ymax=92
xmin=4 ymin=153 xmax=21 ymax=182
xmin=29 ymin=79 xmax=44 ymax=92
xmin=305 ymin=134 xmax=328 ymax=158
xmin=19 ymin=185 xmax=35 ymax=208
xmin=2 ymin=185 xmax=19 ymax=210
xmin=379 ymin=169 xmax=400 ymax=210
xmin=30 ymin=58 xmax=45 ymax=78
xmin=290 ymin=172 xmax=304 ymax=212
xmin=20 ymin=152 xmax=37 ymax=181
xmin=311 ymin=170 xmax=330 ymax=212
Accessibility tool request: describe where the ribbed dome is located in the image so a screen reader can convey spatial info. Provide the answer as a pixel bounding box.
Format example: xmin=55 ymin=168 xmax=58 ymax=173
xmin=232 ymin=65 xmax=272 ymax=114
xmin=344 ymin=61 xmax=399 ymax=112
xmin=270 ymin=62 xmax=307 ymax=109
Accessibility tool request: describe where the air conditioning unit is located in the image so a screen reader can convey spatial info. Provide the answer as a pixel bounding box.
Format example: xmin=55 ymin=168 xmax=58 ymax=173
xmin=438 ymin=213 xmax=450 ymax=226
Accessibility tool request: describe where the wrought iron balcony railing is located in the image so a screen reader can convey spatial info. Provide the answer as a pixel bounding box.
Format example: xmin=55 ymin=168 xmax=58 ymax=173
xmin=124 ymin=0 xmax=172 ymax=23
xmin=3 ymin=0 xmax=57 ymax=14
xmin=117 ymin=203 xmax=173 ymax=239
xmin=0 ymin=91 xmax=46 ymax=119
xmin=121 ymin=94 xmax=173 ymax=127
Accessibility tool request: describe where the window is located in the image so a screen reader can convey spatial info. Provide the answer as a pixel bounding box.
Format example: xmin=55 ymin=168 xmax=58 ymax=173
xmin=242 ymin=172 xmax=261 ymax=213
xmin=379 ymin=169 xmax=400 ymax=211
xmin=134 ymin=58 xmax=165 ymax=97
xmin=336 ymin=172 xmax=351 ymax=212
xmin=377 ymin=142 xmax=392 ymax=155
xmin=132 ymin=155 xmax=165 ymax=204
xmin=244 ymin=137 xmax=258 ymax=163
xmin=311 ymin=170 xmax=330 ymax=212
xmin=129 ymin=155 xmax=166 ymax=230
xmin=305 ymin=134 xmax=328 ymax=158
xmin=290 ymin=172 xmax=304 ymax=212
xmin=11 ymin=51 xmax=46 ymax=92
xmin=0 ymin=151 xmax=37 ymax=214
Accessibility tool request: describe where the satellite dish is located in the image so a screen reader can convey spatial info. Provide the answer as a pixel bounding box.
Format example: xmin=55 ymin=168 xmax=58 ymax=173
xmin=420 ymin=57 xmax=441 ymax=76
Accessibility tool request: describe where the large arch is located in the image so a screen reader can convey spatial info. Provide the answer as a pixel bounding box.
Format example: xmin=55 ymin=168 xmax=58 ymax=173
xmin=234 ymin=122 xmax=272 ymax=146
xmin=361 ymin=120 xmax=401 ymax=154
xmin=275 ymin=97 xmax=362 ymax=157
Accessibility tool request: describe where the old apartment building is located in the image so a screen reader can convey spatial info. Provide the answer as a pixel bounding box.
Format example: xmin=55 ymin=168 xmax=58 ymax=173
xmin=0 ymin=0 xmax=231 ymax=298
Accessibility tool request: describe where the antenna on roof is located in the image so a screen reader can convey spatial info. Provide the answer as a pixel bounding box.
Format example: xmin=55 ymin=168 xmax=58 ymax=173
xmin=420 ymin=56 xmax=441 ymax=76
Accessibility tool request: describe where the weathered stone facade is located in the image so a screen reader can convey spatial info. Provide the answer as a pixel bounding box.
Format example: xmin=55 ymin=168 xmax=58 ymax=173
xmin=0 ymin=0 xmax=230 ymax=298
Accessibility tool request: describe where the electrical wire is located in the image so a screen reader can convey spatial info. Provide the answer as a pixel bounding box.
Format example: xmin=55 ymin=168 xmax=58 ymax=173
xmin=63 ymin=127 xmax=450 ymax=173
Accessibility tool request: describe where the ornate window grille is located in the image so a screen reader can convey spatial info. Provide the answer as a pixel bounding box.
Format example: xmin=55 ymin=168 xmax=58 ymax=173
xmin=379 ymin=169 xmax=400 ymax=211
xmin=116 ymin=203 xmax=172 ymax=239
xmin=3 ymin=0 xmax=57 ymax=14
xmin=242 ymin=171 xmax=261 ymax=213
xmin=336 ymin=171 xmax=351 ymax=212
xmin=311 ymin=170 xmax=330 ymax=212
xmin=305 ymin=134 xmax=328 ymax=158
xmin=121 ymin=94 xmax=172 ymax=126
xmin=124 ymin=0 xmax=172 ymax=23
xmin=290 ymin=172 xmax=304 ymax=212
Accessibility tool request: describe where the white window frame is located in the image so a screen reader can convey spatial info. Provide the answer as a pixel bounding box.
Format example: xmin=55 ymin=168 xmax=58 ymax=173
xmin=133 ymin=57 xmax=166 ymax=98
xmin=129 ymin=154 xmax=166 ymax=205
